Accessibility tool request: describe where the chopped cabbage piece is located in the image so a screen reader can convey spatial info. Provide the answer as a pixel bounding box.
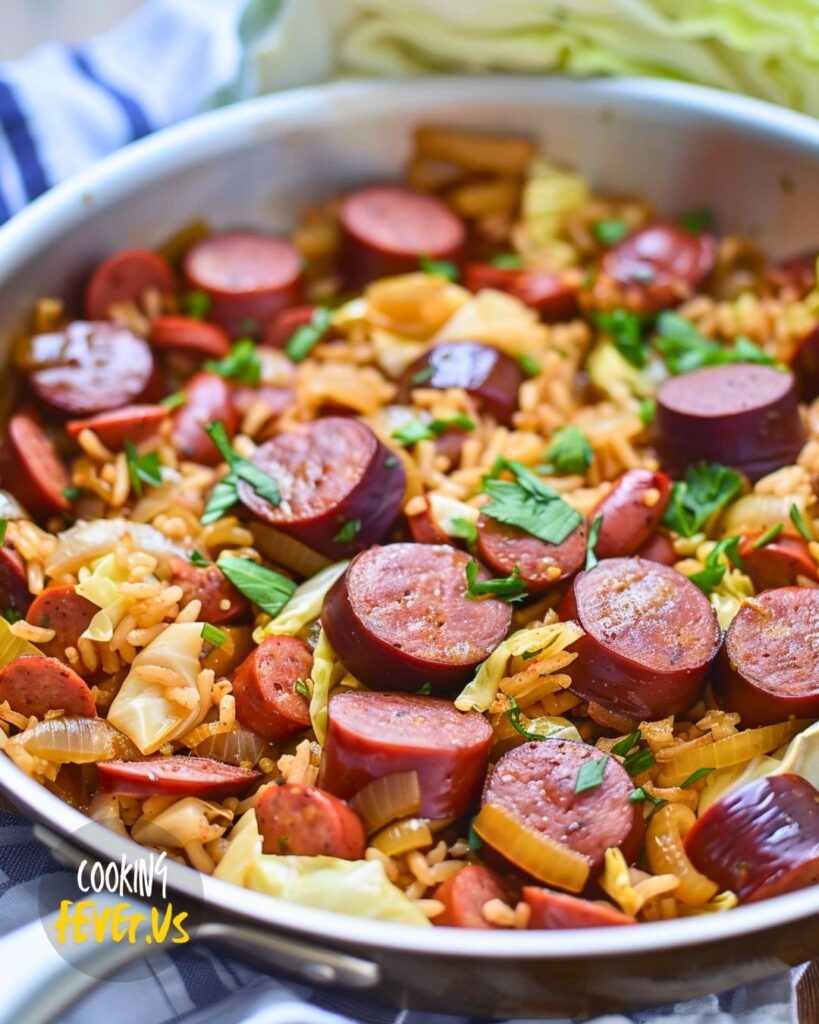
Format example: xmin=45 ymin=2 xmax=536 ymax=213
xmin=76 ymin=553 xmax=132 ymax=642
xmin=253 ymin=561 xmax=349 ymax=643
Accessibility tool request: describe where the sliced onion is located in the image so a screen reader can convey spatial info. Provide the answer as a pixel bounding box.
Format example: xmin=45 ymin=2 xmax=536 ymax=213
xmin=720 ymin=494 xmax=809 ymax=540
xmin=645 ymin=804 xmax=718 ymax=906
xmin=0 ymin=490 xmax=29 ymax=521
xmin=349 ymin=771 xmax=421 ymax=835
xmin=192 ymin=725 xmax=267 ymax=767
xmin=657 ymin=721 xmax=797 ymax=787
xmin=16 ymin=717 xmax=140 ymax=763
xmin=45 ymin=519 xmax=188 ymax=578
xmin=250 ymin=523 xmax=330 ymax=579
xmin=473 ymin=802 xmax=590 ymax=893
xmin=0 ymin=616 xmax=41 ymax=669
xmin=371 ymin=817 xmax=433 ymax=857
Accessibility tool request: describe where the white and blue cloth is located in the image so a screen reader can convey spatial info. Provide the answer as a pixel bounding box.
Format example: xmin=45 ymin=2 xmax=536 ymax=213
xmin=0 ymin=1 xmax=814 ymax=1020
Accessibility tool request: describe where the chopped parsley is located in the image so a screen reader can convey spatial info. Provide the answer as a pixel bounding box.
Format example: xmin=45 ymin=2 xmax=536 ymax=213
xmin=467 ymin=815 xmax=483 ymax=851
xmin=384 ymin=455 xmax=399 ymax=469
xmin=2 ymin=609 xmax=22 ymax=624
xmin=611 ymin=730 xmax=641 ymax=758
xmin=638 ymin=397 xmax=656 ymax=428
xmin=216 ymin=555 xmax=296 ymax=618
xmin=189 ymin=551 xmax=211 ymax=568
xmin=517 ymin=353 xmax=541 ymax=378
xmin=490 ymin=252 xmax=524 ymax=270
xmin=418 ymin=255 xmax=459 ymax=281
xmin=391 ymin=414 xmax=474 ymax=447
xmin=416 ymin=682 xmax=432 ymax=696
xmin=481 ymin=458 xmax=582 ymax=546
xmin=593 ymin=309 xmax=649 ymax=369
xmin=753 ymin=523 xmax=784 ymax=548
xmin=204 ymin=337 xmax=262 ymax=385
xmin=677 ymin=209 xmax=713 ymax=234
xmin=410 ymin=365 xmax=436 ymax=385
xmin=285 ymin=307 xmax=333 ymax=364
xmin=62 ymin=486 xmax=80 ymax=503
xmin=506 ymin=696 xmax=549 ymax=741
xmin=689 ymin=536 xmax=743 ymax=596
xmin=333 ymin=519 xmax=362 ymax=543
xmin=585 ymin=514 xmax=603 ymax=572
xmin=543 ymin=426 xmax=593 ymax=476
xmin=790 ymin=503 xmax=813 ymax=541
xmin=662 ymin=462 xmax=742 ymax=539
xmin=623 ymin=744 xmax=656 ymax=777
xmin=201 ymin=421 xmax=280 ymax=524
xmin=654 ymin=312 xmax=775 ymax=375
xmin=294 ymin=678 xmax=310 ymax=699
xmin=181 ymin=290 xmax=211 ymax=320
xmin=575 ymin=754 xmax=609 ymax=794
xmin=124 ymin=441 xmax=163 ymax=497
xmin=201 ymin=623 xmax=226 ymax=647
xmin=680 ymin=767 xmax=715 ymax=788
xmin=161 ymin=390 xmax=186 ymax=411
xmin=450 ymin=516 xmax=478 ymax=546
xmin=592 ymin=218 xmax=629 ymax=246
xmin=465 ymin=559 xmax=527 ymax=603
xmin=629 ymin=787 xmax=668 ymax=810
xmin=0 ymin=518 xmax=7 ymax=545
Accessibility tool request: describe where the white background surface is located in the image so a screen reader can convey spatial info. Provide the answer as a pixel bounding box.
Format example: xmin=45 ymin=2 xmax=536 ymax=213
xmin=0 ymin=0 xmax=143 ymax=59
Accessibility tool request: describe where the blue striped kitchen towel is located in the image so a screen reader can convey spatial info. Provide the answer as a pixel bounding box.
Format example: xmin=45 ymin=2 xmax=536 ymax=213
xmin=0 ymin=1 xmax=813 ymax=1021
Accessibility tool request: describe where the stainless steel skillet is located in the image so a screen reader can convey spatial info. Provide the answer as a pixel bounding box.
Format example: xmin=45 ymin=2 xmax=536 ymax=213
xmin=0 ymin=75 xmax=818 ymax=1022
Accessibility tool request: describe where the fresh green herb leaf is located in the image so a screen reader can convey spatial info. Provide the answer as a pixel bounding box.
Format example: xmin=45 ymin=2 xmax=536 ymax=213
xmin=689 ymin=535 xmax=744 ymax=595
xmin=410 ymin=365 xmax=435 ymax=385
xmin=517 ymin=353 xmax=541 ymax=378
xmin=181 ymin=290 xmax=211 ymax=320
xmin=240 ymin=317 xmax=258 ymax=334
xmin=680 ymin=767 xmax=715 ymax=788
xmin=654 ymin=312 xmax=775 ymax=375
xmin=124 ymin=441 xmax=163 ymax=497
xmin=575 ymin=754 xmax=610 ymax=794
xmin=638 ymin=397 xmax=656 ymax=428
xmin=623 ymin=745 xmax=656 ymax=777
xmin=62 ymin=486 xmax=80 ymax=503
xmin=204 ymin=337 xmax=262 ymax=386
xmin=678 ymin=209 xmax=713 ymax=234
xmin=592 ymin=218 xmax=629 ymax=246
xmin=384 ymin=455 xmax=399 ymax=469
xmin=688 ymin=562 xmax=727 ymax=595
xmin=662 ymin=462 xmax=742 ymax=539
xmin=189 ymin=551 xmax=211 ymax=568
xmin=490 ymin=252 xmax=524 ymax=270
xmin=0 ymin=518 xmax=7 ymax=545
xmin=201 ymin=475 xmax=239 ymax=526
xmin=611 ymin=729 xmax=641 ymax=758
xmin=334 ymin=519 xmax=362 ymax=543
xmin=2 ymin=609 xmax=21 ymax=624
xmin=450 ymin=517 xmax=478 ymax=546
xmin=295 ymin=678 xmax=310 ymax=698
xmin=391 ymin=414 xmax=475 ymax=447
xmin=201 ymin=623 xmax=226 ymax=647
xmin=285 ymin=307 xmax=333 ymax=364
xmin=543 ymin=426 xmax=593 ymax=476
xmin=216 ymin=555 xmax=297 ymax=618
xmin=419 ymin=255 xmax=459 ymax=281
xmin=521 ymin=647 xmax=545 ymax=660
xmin=506 ymin=696 xmax=548 ymax=741
xmin=753 ymin=523 xmax=784 ymax=548
xmin=593 ymin=309 xmax=649 ymax=369
xmin=465 ymin=558 xmax=527 ymax=603
xmin=585 ymin=514 xmax=603 ymax=572
xmin=629 ymin=787 xmax=668 ymax=810
xmin=791 ymin=503 xmax=813 ymax=541
xmin=416 ymin=682 xmax=432 ymax=696
xmin=481 ymin=458 xmax=583 ymax=545
xmin=203 ymin=421 xmax=280 ymax=509
xmin=161 ymin=391 xmax=186 ymax=411
xmin=467 ymin=815 xmax=483 ymax=851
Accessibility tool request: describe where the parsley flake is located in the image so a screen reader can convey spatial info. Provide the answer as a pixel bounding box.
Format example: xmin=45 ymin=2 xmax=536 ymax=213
xmin=753 ymin=523 xmax=784 ymax=548
xmin=465 ymin=559 xmax=527 ymax=603
xmin=201 ymin=623 xmax=226 ymax=647
xmin=418 ymin=255 xmax=459 ymax=281
xmin=638 ymin=397 xmax=656 ymax=428
xmin=450 ymin=517 xmax=478 ymax=546
xmin=295 ymin=678 xmax=310 ymax=698
xmin=689 ymin=536 xmax=743 ymax=596
xmin=678 ymin=209 xmax=713 ymax=234
xmin=202 ymin=420 xmax=280 ymax=523
xmin=680 ymin=767 xmax=715 ymax=788
xmin=334 ymin=519 xmax=362 ymax=543
xmin=416 ymin=682 xmax=432 ymax=696
xmin=585 ymin=514 xmax=603 ymax=572
xmin=593 ymin=309 xmax=649 ymax=369
xmin=204 ymin=337 xmax=262 ymax=385
xmin=611 ymin=729 xmax=641 ymax=758
xmin=517 ymin=353 xmax=541 ymax=378
xmin=0 ymin=518 xmax=6 ymax=545
xmin=125 ymin=441 xmax=163 ymax=497
xmin=189 ymin=551 xmax=211 ymax=568
xmin=506 ymin=696 xmax=548 ymax=741
xmin=161 ymin=391 xmax=186 ymax=411
xmin=181 ymin=290 xmax=211 ymax=320
xmin=217 ymin=555 xmax=296 ymax=618
xmin=592 ymin=218 xmax=629 ymax=246
xmin=791 ymin=503 xmax=813 ymax=541
xmin=654 ymin=312 xmax=775 ymax=375
xmin=574 ymin=754 xmax=609 ymax=794
xmin=411 ymin=365 xmax=436 ymax=385
xmin=391 ymin=414 xmax=475 ymax=448
xmin=285 ymin=307 xmax=333 ymax=364
xmin=662 ymin=462 xmax=742 ymax=539
xmin=490 ymin=253 xmax=524 ymax=270
xmin=543 ymin=426 xmax=593 ymax=476
xmin=481 ymin=458 xmax=582 ymax=545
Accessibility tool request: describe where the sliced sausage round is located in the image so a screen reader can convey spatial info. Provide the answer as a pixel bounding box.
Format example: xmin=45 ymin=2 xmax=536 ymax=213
xmin=0 ymin=655 xmax=96 ymax=718
xmin=320 ymin=691 xmax=493 ymax=820
xmin=27 ymin=584 xmax=98 ymax=664
xmin=255 ymin=782 xmax=366 ymax=859
xmin=656 ymin=363 xmax=804 ymax=481
xmin=766 ymin=251 xmax=817 ymax=299
xmin=590 ymin=469 xmax=672 ymax=560
xmin=150 ymin=316 xmax=231 ymax=359
xmin=0 ymin=410 xmax=69 ymax=519
xmin=635 ymin=529 xmax=677 ymax=566
xmin=685 ymin=773 xmax=819 ymax=903
xmin=559 ymin=558 xmax=720 ymax=723
xmin=339 ymin=185 xmax=466 ymax=289
xmin=464 ymin=264 xmax=579 ymax=321
xmin=171 ymin=372 xmax=237 ymax=466
xmin=261 ymin=305 xmax=337 ymax=350
xmin=84 ymin=248 xmax=175 ymax=321
xmin=321 ymin=544 xmax=512 ymax=693
xmin=406 ymin=497 xmax=453 ymax=546
xmin=791 ymin=324 xmax=819 ymax=403
xmin=0 ymin=547 xmax=31 ymax=618
xmin=66 ymin=404 xmax=168 ymax=449
xmin=599 ymin=222 xmax=716 ymax=313
xmin=183 ymin=232 xmax=304 ymax=338
xmin=523 ymin=886 xmax=636 ymax=928
xmin=715 ymin=587 xmax=819 ymax=725
xmin=169 ymin=556 xmax=250 ymax=624
xmin=26 ymin=321 xmax=157 ymax=418
xmin=737 ymin=533 xmax=819 ymax=591
xmin=433 ymin=865 xmax=514 ymax=928
xmin=231 ymin=635 xmax=312 ymax=741
xmin=398 ymin=341 xmax=525 ymax=425
xmin=482 ymin=740 xmax=644 ymax=877
xmin=475 ymin=515 xmax=587 ymax=594
xmin=98 ymin=756 xmax=259 ymax=798
xmin=237 ymin=417 xmax=406 ymax=560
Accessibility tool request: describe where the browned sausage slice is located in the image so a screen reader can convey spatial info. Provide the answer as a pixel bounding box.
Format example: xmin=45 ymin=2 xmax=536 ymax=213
xmin=84 ymin=248 xmax=175 ymax=321
xmin=183 ymin=232 xmax=304 ymax=338
xmin=150 ymin=316 xmax=231 ymax=359
xmin=433 ymin=865 xmax=514 ymax=928
xmin=523 ymin=886 xmax=636 ymax=928
xmin=590 ymin=469 xmax=672 ymax=559
xmin=98 ymin=756 xmax=259 ymax=798
xmin=635 ymin=529 xmax=677 ymax=566
xmin=0 ymin=655 xmax=96 ymax=718
xmin=791 ymin=324 xmax=819 ymax=402
xmin=398 ymin=341 xmax=524 ymax=426
xmin=255 ymin=782 xmax=366 ymax=858
xmin=598 ymin=222 xmax=716 ymax=313
xmin=237 ymin=417 xmax=406 ymax=560
xmin=231 ymin=635 xmax=312 ymax=741
xmin=27 ymin=584 xmax=98 ymax=664
xmin=559 ymin=558 xmax=720 ymax=723
xmin=169 ymin=556 xmax=250 ymax=624
xmin=262 ymin=305 xmax=339 ymax=350
xmin=406 ymin=497 xmax=452 ymax=546
xmin=475 ymin=515 xmax=587 ymax=594
xmin=321 ymin=544 xmax=512 ymax=693
xmin=0 ymin=410 xmax=70 ymax=519
xmin=0 ymin=547 xmax=31 ymax=618
xmin=685 ymin=773 xmax=819 ymax=903
xmin=737 ymin=533 xmax=819 ymax=591
xmin=656 ymin=364 xmax=804 ymax=481
xmin=339 ymin=185 xmax=466 ymax=289
xmin=66 ymin=405 xmax=169 ymax=449
xmin=25 ymin=321 xmax=158 ymax=418
xmin=320 ymin=691 xmax=493 ymax=820
xmin=482 ymin=740 xmax=644 ymax=877
xmin=464 ymin=264 xmax=579 ymax=321
xmin=716 ymin=587 xmax=819 ymax=725
xmin=171 ymin=372 xmax=237 ymax=465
